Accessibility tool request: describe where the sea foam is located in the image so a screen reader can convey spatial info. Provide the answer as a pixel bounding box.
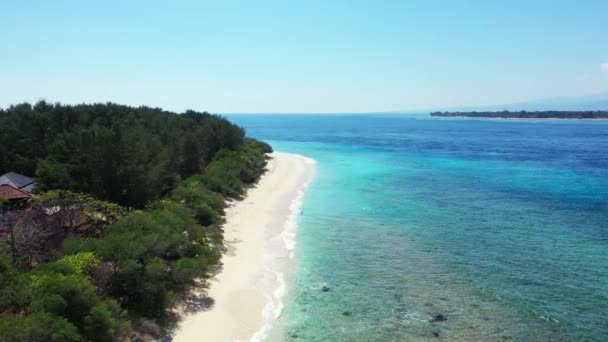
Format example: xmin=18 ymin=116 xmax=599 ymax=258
xmin=249 ymin=155 xmax=316 ymax=342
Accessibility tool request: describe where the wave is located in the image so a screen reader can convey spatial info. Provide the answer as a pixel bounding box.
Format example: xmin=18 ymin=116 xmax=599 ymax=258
xmin=249 ymin=155 xmax=316 ymax=342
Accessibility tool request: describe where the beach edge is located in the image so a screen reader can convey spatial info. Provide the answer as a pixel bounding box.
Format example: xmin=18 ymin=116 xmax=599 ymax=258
xmin=172 ymin=152 xmax=316 ymax=342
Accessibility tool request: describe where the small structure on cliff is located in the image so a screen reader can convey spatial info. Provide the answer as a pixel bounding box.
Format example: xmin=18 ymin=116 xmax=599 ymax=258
xmin=0 ymin=172 xmax=35 ymax=232
xmin=0 ymin=171 xmax=36 ymax=193
xmin=0 ymin=184 xmax=32 ymax=202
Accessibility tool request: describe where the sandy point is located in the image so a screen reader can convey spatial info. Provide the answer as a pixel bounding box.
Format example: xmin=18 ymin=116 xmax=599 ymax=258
xmin=172 ymin=152 xmax=316 ymax=342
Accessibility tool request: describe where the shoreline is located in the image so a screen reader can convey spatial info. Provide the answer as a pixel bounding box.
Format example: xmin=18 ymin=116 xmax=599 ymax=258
xmin=173 ymin=152 xmax=316 ymax=342
xmin=431 ymin=116 xmax=608 ymax=121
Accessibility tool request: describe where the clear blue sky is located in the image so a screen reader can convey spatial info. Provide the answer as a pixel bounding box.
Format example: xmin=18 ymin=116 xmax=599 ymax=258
xmin=1 ymin=0 xmax=607 ymax=113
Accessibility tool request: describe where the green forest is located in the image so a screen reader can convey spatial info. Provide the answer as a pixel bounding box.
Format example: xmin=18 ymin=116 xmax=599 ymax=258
xmin=0 ymin=102 xmax=272 ymax=341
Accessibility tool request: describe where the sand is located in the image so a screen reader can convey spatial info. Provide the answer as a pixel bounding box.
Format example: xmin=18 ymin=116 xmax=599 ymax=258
xmin=173 ymin=152 xmax=316 ymax=342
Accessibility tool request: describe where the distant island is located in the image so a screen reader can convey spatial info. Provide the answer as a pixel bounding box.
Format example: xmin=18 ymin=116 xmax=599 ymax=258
xmin=430 ymin=110 xmax=608 ymax=119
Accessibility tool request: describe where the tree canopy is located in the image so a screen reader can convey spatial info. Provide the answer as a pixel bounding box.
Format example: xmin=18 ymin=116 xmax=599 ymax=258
xmin=0 ymin=101 xmax=246 ymax=207
xmin=0 ymin=101 xmax=273 ymax=340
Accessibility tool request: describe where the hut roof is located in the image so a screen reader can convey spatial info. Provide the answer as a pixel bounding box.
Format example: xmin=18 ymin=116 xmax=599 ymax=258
xmin=0 ymin=184 xmax=32 ymax=200
xmin=0 ymin=171 xmax=35 ymax=189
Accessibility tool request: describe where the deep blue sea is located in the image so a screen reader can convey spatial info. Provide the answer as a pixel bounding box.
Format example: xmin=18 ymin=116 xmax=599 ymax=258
xmin=228 ymin=114 xmax=608 ymax=341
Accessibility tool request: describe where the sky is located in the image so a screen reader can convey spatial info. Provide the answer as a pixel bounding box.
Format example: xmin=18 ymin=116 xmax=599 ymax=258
xmin=1 ymin=0 xmax=607 ymax=113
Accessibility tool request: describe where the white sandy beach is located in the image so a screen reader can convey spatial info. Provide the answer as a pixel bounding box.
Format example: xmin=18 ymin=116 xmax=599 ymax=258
xmin=173 ymin=152 xmax=315 ymax=342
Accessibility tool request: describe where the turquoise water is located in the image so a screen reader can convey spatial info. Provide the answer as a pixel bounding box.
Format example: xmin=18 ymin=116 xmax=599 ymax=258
xmin=229 ymin=115 xmax=608 ymax=341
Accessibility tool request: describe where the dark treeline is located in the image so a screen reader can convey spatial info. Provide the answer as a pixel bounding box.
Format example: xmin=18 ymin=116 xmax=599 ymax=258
xmin=0 ymin=102 xmax=273 ymax=341
xmin=430 ymin=110 xmax=608 ymax=119
xmin=0 ymin=101 xmax=245 ymax=207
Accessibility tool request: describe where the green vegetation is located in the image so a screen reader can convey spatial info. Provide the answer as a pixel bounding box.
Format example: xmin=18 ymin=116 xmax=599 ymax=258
xmin=0 ymin=102 xmax=273 ymax=340
xmin=0 ymin=101 xmax=246 ymax=207
xmin=430 ymin=110 xmax=608 ymax=119
xmin=63 ymin=201 xmax=220 ymax=321
xmin=0 ymin=254 xmax=129 ymax=341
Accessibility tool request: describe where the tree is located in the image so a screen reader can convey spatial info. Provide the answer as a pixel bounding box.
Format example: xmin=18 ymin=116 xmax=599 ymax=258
xmin=0 ymin=101 xmax=247 ymax=207
xmin=0 ymin=101 xmax=272 ymax=333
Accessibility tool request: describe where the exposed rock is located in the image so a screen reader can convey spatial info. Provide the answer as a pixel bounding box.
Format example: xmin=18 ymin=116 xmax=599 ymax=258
xmin=430 ymin=313 xmax=447 ymax=322
xmin=288 ymin=329 xmax=299 ymax=338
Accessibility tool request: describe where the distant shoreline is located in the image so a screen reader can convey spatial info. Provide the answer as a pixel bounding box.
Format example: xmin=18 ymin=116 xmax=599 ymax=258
xmin=432 ymin=116 xmax=608 ymax=121
xmin=430 ymin=110 xmax=608 ymax=120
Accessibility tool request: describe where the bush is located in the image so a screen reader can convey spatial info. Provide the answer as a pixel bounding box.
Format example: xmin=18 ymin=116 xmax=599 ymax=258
xmin=0 ymin=312 xmax=81 ymax=342
xmin=63 ymin=202 xmax=221 ymax=321
xmin=171 ymin=177 xmax=225 ymax=226
xmin=29 ymin=261 xmax=130 ymax=341
xmin=0 ymin=258 xmax=31 ymax=314
xmin=0 ymin=256 xmax=129 ymax=341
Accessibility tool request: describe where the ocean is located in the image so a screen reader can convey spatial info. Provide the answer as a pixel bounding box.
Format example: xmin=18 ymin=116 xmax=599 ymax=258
xmin=228 ymin=114 xmax=608 ymax=341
